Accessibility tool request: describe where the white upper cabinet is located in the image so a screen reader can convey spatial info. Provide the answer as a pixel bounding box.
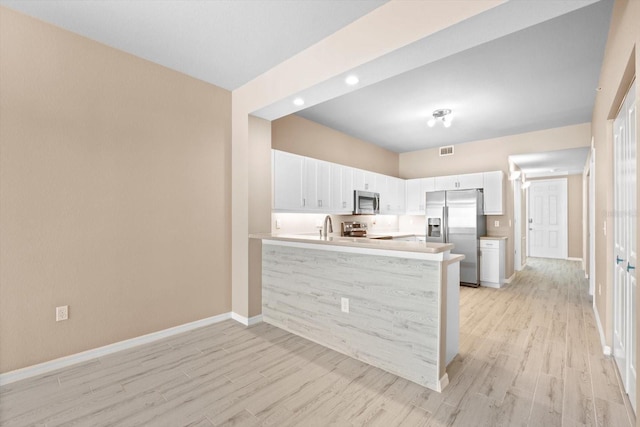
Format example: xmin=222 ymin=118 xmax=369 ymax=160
xmin=458 ymin=172 xmax=484 ymax=189
xmin=273 ymin=150 xmax=304 ymax=211
xmin=273 ymin=150 xmax=504 ymax=216
xmin=304 ymin=158 xmax=331 ymax=211
xmin=330 ymin=163 xmax=354 ymax=214
xmin=377 ymin=175 xmax=405 ymax=214
xmin=390 ymin=176 xmax=406 ymax=214
xmin=434 ymin=173 xmax=483 ymax=191
xmin=483 ymin=171 xmax=504 ymax=215
xmin=352 ymin=168 xmax=378 ymax=192
xmin=405 ymin=177 xmax=435 ymax=215
xmin=273 ymin=150 xmax=330 ymax=212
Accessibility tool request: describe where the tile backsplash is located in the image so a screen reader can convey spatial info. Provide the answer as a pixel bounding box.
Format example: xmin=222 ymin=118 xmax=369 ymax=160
xmin=271 ymin=213 xmax=500 ymax=238
xmin=272 ymin=213 xmax=399 ymax=235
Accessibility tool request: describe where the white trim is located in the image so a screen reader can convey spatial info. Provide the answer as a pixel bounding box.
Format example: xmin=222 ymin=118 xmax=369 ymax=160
xmin=504 ymin=272 xmax=516 ymax=284
xmin=231 ymin=312 xmax=263 ymax=326
xmin=0 ymin=312 xmax=232 ymax=386
xmin=567 ymin=257 xmax=583 ymax=262
xmin=437 ymin=373 xmax=449 ymax=392
xmin=593 ymin=303 xmax=612 ymax=356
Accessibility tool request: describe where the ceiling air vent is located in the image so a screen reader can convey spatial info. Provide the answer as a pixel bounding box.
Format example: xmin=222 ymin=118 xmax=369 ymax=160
xmin=439 ymin=145 xmax=454 ymax=156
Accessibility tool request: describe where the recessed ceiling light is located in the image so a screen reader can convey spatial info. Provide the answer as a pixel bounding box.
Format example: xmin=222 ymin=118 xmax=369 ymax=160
xmin=345 ymin=75 xmax=359 ymax=86
xmin=293 ymin=97 xmax=305 ymax=106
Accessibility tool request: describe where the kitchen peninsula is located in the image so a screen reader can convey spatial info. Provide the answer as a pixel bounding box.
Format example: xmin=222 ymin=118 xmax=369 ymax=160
xmin=252 ymin=234 xmax=463 ymax=392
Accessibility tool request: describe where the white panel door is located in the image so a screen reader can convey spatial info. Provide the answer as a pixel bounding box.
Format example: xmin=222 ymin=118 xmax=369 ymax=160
xmin=528 ymin=179 xmax=568 ymax=259
xmin=613 ymin=80 xmax=636 ymax=413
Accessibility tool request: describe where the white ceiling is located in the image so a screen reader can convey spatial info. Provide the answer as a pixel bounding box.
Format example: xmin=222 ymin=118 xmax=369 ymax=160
xmin=0 ymin=0 xmax=387 ymax=90
xmin=1 ymin=0 xmax=612 ymax=162
xmin=510 ymin=147 xmax=590 ymax=178
xmin=295 ymin=0 xmax=613 ymax=153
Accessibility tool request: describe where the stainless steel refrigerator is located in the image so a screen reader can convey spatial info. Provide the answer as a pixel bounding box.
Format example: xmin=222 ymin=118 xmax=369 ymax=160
xmin=425 ymin=189 xmax=486 ymax=287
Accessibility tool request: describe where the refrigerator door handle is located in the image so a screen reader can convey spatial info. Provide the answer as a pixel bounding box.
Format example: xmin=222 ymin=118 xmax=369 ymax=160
xmin=443 ymin=206 xmax=449 ymax=243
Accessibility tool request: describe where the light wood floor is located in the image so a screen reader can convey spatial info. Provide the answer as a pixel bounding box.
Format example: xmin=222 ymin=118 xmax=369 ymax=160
xmin=0 ymin=258 xmax=635 ymax=426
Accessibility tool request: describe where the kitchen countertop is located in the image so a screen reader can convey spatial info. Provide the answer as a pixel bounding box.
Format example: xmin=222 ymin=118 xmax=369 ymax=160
xmin=251 ymin=233 xmax=454 ymax=254
xmin=367 ymin=232 xmax=416 ymax=239
xmin=480 ymin=236 xmax=508 ymax=240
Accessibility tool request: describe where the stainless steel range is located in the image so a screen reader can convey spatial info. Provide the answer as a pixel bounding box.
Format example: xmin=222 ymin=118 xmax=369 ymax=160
xmin=341 ymin=221 xmax=368 ymax=237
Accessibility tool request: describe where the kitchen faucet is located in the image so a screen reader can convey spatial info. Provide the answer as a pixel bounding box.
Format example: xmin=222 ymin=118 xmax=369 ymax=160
xmin=323 ymin=215 xmax=333 ymax=238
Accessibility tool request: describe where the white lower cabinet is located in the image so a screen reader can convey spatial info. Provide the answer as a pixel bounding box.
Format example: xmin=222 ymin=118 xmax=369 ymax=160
xmin=480 ymin=238 xmax=505 ymax=288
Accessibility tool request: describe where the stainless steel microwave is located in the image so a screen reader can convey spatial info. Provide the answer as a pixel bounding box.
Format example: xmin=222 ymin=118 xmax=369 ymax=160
xmin=353 ymin=190 xmax=380 ymax=215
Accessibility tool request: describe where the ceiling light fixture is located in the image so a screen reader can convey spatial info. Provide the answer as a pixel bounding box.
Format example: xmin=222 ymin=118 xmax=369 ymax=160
xmin=293 ymin=97 xmax=305 ymax=106
xmin=427 ymin=109 xmax=453 ymax=128
xmin=345 ymin=75 xmax=359 ymax=86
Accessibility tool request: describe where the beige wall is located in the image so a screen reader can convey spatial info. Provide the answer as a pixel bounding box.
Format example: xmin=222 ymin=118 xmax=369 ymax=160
xmin=589 ymin=0 xmax=639 ymax=411
xmin=400 ymin=123 xmax=591 ymax=279
xmin=272 ymin=115 xmax=400 ymax=176
xmin=0 ymin=8 xmax=232 ymax=373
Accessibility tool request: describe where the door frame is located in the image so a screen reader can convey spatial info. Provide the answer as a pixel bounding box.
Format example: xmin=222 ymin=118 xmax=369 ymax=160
xmin=589 ymin=145 xmax=596 ymax=297
xmin=514 ymin=178 xmax=523 ymax=271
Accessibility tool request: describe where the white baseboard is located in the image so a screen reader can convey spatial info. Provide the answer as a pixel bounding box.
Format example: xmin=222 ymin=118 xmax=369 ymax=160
xmin=438 ymin=373 xmax=449 ymax=392
xmin=0 ymin=312 xmax=232 ymax=386
xmin=231 ymin=312 xmax=263 ymax=326
xmin=480 ymin=281 xmax=501 ymax=289
xmin=504 ymin=272 xmax=516 ymax=284
xmin=567 ymin=257 xmax=583 ymax=262
xmin=593 ymin=303 xmax=612 ymax=356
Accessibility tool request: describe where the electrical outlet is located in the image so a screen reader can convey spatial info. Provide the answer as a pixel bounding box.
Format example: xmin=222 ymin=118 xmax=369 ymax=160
xmin=56 ymin=305 xmax=69 ymax=322
xmin=509 ymin=220 xmax=512 ymax=227
xmin=341 ymin=297 xmax=349 ymax=313
xmin=494 ymin=220 xmax=500 ymax=227
xmin=598 ymin=284 xmax=602 ymax=296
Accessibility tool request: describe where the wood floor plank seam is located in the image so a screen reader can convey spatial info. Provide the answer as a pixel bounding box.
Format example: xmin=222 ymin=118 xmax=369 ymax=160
xmin=0 ymin=258 xmax=634 ymax=426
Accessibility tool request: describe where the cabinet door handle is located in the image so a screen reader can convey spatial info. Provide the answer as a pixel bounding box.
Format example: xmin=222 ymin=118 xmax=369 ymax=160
xmin=617 ymin=256 xmax=625 ymax=265
xmin=628 ymin=263 xmax=636 ymax=272
xmin=302 ymin=198 xmax=306 ymax=207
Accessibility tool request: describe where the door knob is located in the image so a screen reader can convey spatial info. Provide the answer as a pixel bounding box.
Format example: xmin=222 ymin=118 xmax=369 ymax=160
xmin=616 ymin=256 xmax=625 ymax=264
xmin=627 ymin=263 xmax=636 ymax=272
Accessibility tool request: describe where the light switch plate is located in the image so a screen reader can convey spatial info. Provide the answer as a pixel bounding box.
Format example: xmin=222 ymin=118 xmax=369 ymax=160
xmin=494 ymin=220 xmax=500 ymax=227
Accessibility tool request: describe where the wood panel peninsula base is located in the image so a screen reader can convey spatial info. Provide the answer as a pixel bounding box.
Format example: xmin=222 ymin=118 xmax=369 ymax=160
xmin=255 ymin=234 xmax=463 ymax=392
